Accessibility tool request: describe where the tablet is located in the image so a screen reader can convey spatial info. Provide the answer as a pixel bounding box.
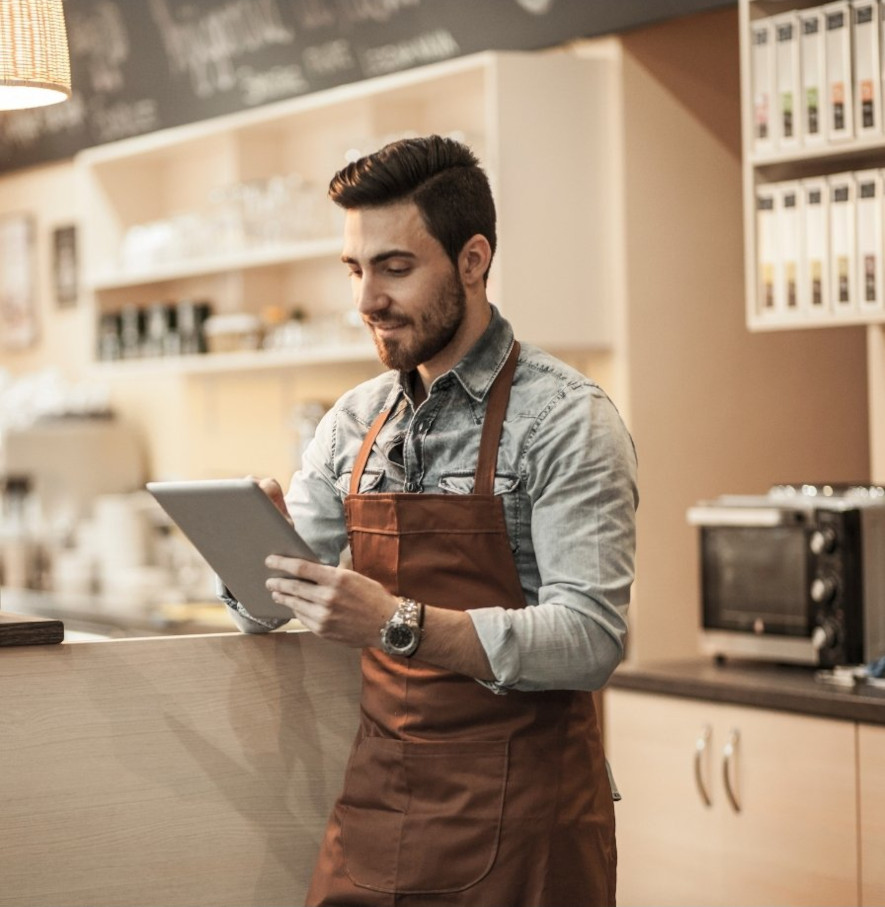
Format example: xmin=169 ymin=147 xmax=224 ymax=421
xmin=146 ymin=478 xmax=318 ymax=621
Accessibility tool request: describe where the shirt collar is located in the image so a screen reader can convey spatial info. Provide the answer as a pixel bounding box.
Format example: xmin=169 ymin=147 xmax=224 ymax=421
xmin=389 ymin=304 xmax=515 ymax=408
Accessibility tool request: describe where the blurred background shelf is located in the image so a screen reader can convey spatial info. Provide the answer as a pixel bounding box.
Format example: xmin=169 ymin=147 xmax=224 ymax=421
xmin=90 ymin=339 xmax=378 ymax=377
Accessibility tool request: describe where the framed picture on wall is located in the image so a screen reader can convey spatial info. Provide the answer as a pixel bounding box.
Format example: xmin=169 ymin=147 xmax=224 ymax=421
xmin=0 ymin=212 xmax=38 ymax=350
xmin=52 ymin=224 xmax=79 ymax=308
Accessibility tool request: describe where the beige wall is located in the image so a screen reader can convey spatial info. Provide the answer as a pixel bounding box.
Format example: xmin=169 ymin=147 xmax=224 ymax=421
xmin=0 ymin=160 xmax=90 ymax=380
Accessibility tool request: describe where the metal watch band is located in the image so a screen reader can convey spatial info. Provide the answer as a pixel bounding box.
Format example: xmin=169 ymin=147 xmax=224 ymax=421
xmin=379 ymin=597 xmax=425 ymax=657
xmin=399 ymin=597 xmax=424 ymax=629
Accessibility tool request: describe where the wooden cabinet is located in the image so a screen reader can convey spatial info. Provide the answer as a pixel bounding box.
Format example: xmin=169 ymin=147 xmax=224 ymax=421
xmin=75 ymin=49 xmax=616 ymax=376
xmin=739 ymin=0 xmax=885 ymax=330
xmin=605 ymin=688 xmax=859 ymax=906
xmin=859 ymin=722 xmax=885 ymax=905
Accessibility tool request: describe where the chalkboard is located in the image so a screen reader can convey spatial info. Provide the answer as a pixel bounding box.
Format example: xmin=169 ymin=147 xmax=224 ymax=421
xmin=0 ymin=0 xmax=734 ymax=174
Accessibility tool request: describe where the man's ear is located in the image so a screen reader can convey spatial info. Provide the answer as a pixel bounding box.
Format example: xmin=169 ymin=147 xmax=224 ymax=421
xmin=459 ymin=234 xmax=492 ymax=287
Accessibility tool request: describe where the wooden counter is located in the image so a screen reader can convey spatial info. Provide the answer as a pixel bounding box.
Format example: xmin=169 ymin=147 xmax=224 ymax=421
xmin=0 ymin=630 xmax=361 ymax=907
xmin=606 ymin=658 xmax=885 ymax=905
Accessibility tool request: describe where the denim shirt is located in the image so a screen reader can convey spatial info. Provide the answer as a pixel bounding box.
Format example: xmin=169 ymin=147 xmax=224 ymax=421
xmin=227 ymin=306 xmax=638 ymax=693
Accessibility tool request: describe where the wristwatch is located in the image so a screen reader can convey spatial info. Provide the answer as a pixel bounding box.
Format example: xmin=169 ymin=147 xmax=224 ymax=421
xmin=379 ymin=598 xmax=424 ymax=657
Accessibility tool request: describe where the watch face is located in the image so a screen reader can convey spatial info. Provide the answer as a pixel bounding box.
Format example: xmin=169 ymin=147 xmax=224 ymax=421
xmin=386 ymin=623 xmax=416 ymax=651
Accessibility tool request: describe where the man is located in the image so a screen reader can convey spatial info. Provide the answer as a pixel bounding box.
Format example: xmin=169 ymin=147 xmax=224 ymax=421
xmin=225 ymin=135 xmax=638 ymax=906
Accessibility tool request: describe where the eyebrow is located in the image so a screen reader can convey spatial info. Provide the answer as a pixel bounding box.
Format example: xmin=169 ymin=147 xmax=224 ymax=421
xmin=341 ymin=249 xmax=417 ymax=266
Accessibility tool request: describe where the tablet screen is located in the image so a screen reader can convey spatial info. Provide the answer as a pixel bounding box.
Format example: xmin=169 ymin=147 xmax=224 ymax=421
xmin=147 ymin=478 xmax=317 ymax=621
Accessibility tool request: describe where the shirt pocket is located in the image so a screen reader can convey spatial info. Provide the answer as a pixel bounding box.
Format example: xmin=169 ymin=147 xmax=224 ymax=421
xmin=438 ymin=472 xmax=522 ymax=553
xmin=336 ymin=468 xmax=385 ymax=496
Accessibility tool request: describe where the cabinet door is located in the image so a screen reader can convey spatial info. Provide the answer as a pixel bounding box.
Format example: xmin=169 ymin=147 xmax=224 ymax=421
xmin=717 ymin=703 xmax=858 ymax=907
xmin=606 ymin=689 xmax=726 ymax=906
xmin=605 ymin=689 xmax=859 ymax=907
xmin=859 ymin=722 xmax=885 ymax=906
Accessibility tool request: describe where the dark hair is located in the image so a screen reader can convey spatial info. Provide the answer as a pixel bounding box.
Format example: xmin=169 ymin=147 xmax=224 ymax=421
xmin=328 ymin=135 xmax=497 ymax=282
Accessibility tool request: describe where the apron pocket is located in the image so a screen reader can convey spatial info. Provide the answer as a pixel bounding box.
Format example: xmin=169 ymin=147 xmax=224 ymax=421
xmin=340 ymin=736 xmax=509 ymax=894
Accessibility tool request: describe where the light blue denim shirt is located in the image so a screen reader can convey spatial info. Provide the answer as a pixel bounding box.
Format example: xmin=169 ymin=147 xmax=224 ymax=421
xmin=226 ymin=306 xmax=638 ymax=693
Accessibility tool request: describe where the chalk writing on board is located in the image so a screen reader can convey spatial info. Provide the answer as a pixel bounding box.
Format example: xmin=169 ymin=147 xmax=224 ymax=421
xmin=239 ymin=66 xmax=311 ymax=106
xmin=148 ymin=0 xmax=296 ymax=101
xmin=0 ymin=0 xmax=733 ymax=173
xmin=0 ymin=95 xmax=87 ymax=152
xmin=67 ymin=2 xmax=129 ymax=94
xmin=515 ymin=0 xmax=555 ymax=14
xmin=93 ymin=100 xmax=160 ymax=144
xmin=302 ymin=40 xmax=357 ymax=79
xmin=362 ymin=29 xmax=461 ymax=78
xmin=334 ymin=0 xmax=422 ymax=26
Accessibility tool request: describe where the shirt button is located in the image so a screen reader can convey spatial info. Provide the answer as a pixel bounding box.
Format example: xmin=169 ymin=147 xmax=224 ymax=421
xmin=405 ymin=481 xmax=419 ymax=492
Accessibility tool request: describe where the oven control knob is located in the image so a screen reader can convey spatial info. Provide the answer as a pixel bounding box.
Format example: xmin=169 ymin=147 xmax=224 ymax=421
xmin=810 ymin=527 xmax=837 ymax=555
xmin=812 ymin=620 xmax=839 ymax=651
xmin=810 ymin=576 xmax=837 ymax=604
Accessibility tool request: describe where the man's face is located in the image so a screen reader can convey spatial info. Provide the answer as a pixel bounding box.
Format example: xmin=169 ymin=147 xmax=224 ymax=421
xmin=341 ymin=202 xmax=466 ymax=373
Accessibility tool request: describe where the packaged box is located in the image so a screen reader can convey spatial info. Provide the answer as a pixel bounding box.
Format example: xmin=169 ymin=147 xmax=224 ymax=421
xmin=852 ymin=0 xmax=881 ymax=135
xmin=824 ymin=1 xmax=855 ymax=141
xmin=801 ymin=178 xmax=831 ymax=315
xmin=774 ymin=13 xmax=802 ymax=147
xmin=756 ymin=184 xmax=778 ymax=316
xmin=751 ymin=17 xmax=776 ymax=152
xmin=855 ymin=168 xmax=885 ymax=311
xmin=829 ymin=172 xmax=857 ymax=313
xmin=800 ymin=8 xmax=828 ymax=145
xmin=776 ymin=181 xmax=803 ymax=313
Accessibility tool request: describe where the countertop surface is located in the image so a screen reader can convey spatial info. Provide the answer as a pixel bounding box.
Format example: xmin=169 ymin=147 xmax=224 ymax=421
xmin=608 ymin=658 xmax=885 ymax=725
xmin=0 ymin=587 xmax=239 ymax=639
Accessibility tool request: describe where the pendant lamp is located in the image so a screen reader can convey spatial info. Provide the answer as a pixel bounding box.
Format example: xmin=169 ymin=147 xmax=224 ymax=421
xmin=0 ymin=0 xmax=71 ymax=110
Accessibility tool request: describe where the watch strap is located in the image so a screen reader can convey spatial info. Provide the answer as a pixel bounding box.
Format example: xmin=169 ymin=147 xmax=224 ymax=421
xmin=379 ymin=597 xmax=424 ymax=657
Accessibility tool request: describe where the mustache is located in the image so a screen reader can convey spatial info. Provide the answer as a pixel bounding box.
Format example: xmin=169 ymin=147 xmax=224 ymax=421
xmin=364 ymin=312 xmax=411 ymax=328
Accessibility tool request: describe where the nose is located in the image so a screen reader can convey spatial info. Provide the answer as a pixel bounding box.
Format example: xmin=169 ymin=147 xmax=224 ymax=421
xmin=355 ymin=272 xmax=388 ymax=319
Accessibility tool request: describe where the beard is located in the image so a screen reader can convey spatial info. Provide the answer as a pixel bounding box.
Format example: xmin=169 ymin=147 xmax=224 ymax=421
xmin=366 ymin=269 xmax=467 ymax=373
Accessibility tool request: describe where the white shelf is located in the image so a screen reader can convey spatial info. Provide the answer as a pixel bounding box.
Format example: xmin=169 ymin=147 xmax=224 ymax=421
xmin=740 ymin=0 xmax=885 ymax=330
xmin=90 ymin=339 xmax=379 ymax=377
xmin=87 ymin=237 xmax=342 ymax=291
xmin=749 ymin=310 xmax=885 ymax=330
xmin=750 ymin=134 xmax=885 ymax=169
xmin=77 ymin=49 xmax=614 ymax=376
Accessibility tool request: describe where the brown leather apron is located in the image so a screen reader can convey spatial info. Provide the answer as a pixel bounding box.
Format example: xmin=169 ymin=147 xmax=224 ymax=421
xmin=306 ymin=343 xmax=616 ymax=907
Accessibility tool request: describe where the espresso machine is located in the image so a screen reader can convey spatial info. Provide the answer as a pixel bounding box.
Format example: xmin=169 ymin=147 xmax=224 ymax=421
xmin=0 ymin=415 xmax=146 ymax=591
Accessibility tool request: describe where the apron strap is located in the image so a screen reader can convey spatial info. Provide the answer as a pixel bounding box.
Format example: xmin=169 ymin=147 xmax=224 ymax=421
xmin=473 ymin=341 xmax=520 ymax=496
xmin=350 ymin=407 xmax=390 ymax=495
xmin=349 ymin=341 xmax=520 ymax=497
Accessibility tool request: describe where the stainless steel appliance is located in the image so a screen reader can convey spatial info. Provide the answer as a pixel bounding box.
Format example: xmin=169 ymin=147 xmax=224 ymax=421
xmin=0 ymin=415 xmax=144 ymax=526
xmin=687 ymin=484 xmax=885 ymax=666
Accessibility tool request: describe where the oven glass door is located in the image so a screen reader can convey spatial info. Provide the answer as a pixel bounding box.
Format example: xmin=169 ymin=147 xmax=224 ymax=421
xmin=700 ymin=525 xmax=812 ymax=635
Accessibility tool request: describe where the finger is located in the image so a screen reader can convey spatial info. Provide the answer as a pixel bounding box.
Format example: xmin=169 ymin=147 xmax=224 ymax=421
xmin=266 ymin=575 xmax=317 ymax=602
xmin=265 ymin=555 xmax=331 ymax=583
xmin=245 ymin=475 xmax=290 ymax=518
xmin=266 ymin=579 xmax=329 ymax=629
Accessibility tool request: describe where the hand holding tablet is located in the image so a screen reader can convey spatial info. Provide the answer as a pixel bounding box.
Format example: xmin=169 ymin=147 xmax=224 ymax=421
xmin=147 ymin=478 xmax=318 ymax=621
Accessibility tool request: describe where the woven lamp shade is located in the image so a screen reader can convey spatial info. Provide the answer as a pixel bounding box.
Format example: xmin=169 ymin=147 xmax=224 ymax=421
xmin=0 ymin=0 xmax=71 ymax=110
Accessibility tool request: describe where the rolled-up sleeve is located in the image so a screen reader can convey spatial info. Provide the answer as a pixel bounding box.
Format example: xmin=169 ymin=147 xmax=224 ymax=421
xmin=468 ymin=386 xmax=638 ymax=692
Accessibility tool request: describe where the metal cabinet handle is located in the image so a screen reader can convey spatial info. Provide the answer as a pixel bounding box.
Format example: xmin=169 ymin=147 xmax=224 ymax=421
xmin=722 ymin=728 xmax=741 ymax=813
xmin=694 ymin=724 xmax=713 ymax=807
